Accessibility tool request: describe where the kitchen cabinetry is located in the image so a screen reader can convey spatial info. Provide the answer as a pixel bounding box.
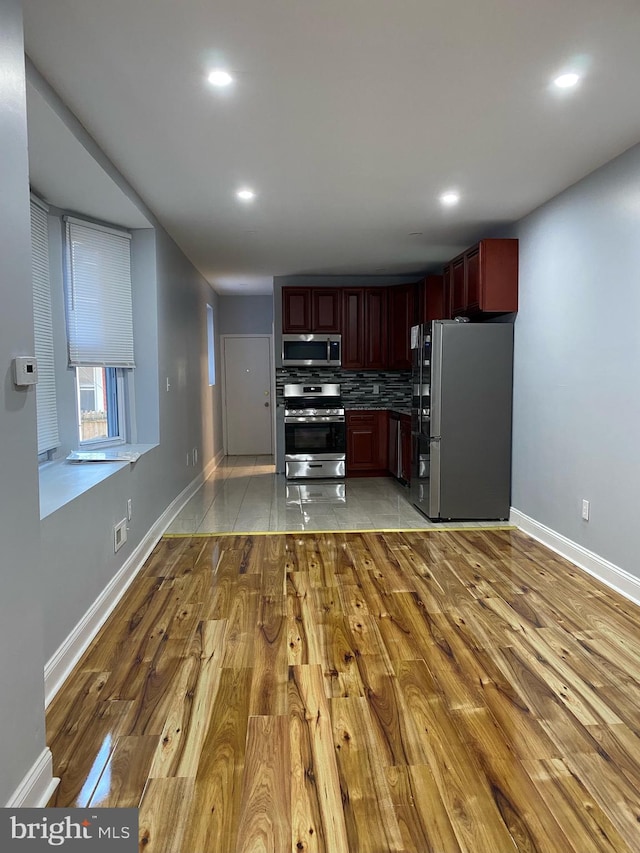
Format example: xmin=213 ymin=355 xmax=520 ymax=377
xmin=446 ymin=238 xmax=518 ymax=318
xmin=282 ymin=287 xmax=341 ymax=333
xmin=341 ymin=288 xmax=388 ymax=369
xmin=451 ymin=255 xmax=466 ymax=317
xmin=346 ymin=410 xmax=388 ymax=475
xmin=388 ymin=283 xmax=417 ymax=369
xmin=419 ymin=274 xmax=447 ymax=323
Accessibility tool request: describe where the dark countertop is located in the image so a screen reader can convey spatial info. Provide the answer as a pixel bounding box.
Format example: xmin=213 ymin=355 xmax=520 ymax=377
xmin=345 ymin=406 xmax=411 ymax=416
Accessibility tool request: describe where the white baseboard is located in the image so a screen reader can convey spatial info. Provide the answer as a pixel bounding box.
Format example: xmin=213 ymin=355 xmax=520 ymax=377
xmin=510 ymin=507 xmax=640 ymax=608
xmin=44 ymin=451 xmax=225 ymax=707
xmin=6 ymin=748 xmax=59 ymax=808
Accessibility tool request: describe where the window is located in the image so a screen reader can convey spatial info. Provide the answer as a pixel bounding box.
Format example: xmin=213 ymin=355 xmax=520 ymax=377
xmin=75 ymin=366 xmax=126 ymax=444
xmin=64 ymin=216 xmax=134 ymax=445
xmin=207 ymin=303 xmax=216 ymax=385
xmin=30 ymin=196 xmax=60 ymax=456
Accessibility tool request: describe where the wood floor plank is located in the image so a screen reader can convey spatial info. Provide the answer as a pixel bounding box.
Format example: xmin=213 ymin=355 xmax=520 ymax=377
xmin=395 ymin=658 xmax=521 ymax=853
xmin=525 ymin=757 xmax=635 ymax=853
xmin=88 ymin=735 xmax=158 ymax=807
xmin=248 ymin=608 xmax=288 ymax=716
xmin=49 ymin=699 xmax=134 ymax=807
xmin=148 ymin=620 xmax=227 ymax=778
xmin=331 ymin=696 xmax=405 ymax=852
xmin=138 ymin=777 xmax=195 ymax=853
xmin=181 ymin=666 xmax=253 ymax=853
xmin=235 ymin=715 xmax=291 ymax=853
xmin=384 ymin=765 xmax=463 ymax=853
xmin=289 ymin=664 xmax=349 ymax=853
xmin=45 ymin=530 xmax=640 ymax=853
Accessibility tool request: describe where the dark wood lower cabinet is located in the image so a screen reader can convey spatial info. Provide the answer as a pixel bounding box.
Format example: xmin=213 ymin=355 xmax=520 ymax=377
xmin=346 ymin=410 xmax=388 ymax=476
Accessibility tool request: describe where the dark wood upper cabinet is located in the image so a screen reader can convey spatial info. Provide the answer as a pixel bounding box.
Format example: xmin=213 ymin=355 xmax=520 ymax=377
xmin=449 ymin=238 xmax=518 ymax=318
xmin=419 ymin=274 xmax=447 ymax=323
xmin=364 ymin=288 xmax=388 ymax=369
xmin=341 ymin=289 xmax=365 ymax=368
xmin=451 ymin=255 xmax=466 ymax=317
xmin=282 ymin=287 xmax=341 ymax=333
xmin=442 ymin=264 xmax=453 ymax=320
xmin=341 ymin=287 xmax=388 ymax=369
xmin=311 ymin=288 xmax=341 ymax=332
xmin=282 ymin=288 xmax=311 ymax=332
xmin=465 ymin=245 xmax=480 ymax=313
xmin=387 ymin=283 xmax=416 ymax=369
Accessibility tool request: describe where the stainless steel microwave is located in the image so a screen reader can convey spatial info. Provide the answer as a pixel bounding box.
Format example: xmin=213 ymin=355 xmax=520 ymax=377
xmin=282 ymin=334 xmax=341 ymax=367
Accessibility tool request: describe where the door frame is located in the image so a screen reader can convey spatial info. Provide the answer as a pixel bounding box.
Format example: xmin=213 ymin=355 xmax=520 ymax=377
xmin=220 ymin=334 xmax=276 ymax=456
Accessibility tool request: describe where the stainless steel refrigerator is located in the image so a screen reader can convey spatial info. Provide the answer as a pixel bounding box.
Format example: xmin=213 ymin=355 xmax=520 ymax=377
xmin=410 ymin=320 xmax=513 ymax=520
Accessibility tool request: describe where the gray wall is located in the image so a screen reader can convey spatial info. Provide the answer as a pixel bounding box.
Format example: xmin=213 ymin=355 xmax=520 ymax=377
xmin=512 ymin=141 xmax=640 ymax=578
xmin=218 ymin=295 xmax=273 ymax=335
xmin=0 ymin=2 xmax=224 ymax=803
xmin=0 ymin=0 xmax=47 ymax=805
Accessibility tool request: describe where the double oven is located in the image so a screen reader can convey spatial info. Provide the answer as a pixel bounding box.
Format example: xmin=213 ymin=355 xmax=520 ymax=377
xmin=284 ymin=384 xmax=346 ymax=478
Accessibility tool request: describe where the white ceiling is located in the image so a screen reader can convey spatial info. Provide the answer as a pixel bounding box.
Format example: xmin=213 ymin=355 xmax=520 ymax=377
xmin=22 ymin=0 xmax=640 ymax=295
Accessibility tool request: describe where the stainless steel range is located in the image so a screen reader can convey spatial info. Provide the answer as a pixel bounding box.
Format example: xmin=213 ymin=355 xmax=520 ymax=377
xmin=284 ymin=383 xmax=346 ymax=478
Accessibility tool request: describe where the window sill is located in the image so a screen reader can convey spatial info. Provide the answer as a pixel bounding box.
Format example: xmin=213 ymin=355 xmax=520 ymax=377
xmin=39 ymin=443 xmax=157 ymax=520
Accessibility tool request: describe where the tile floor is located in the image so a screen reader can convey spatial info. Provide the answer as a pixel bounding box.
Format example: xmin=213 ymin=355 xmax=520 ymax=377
xmin=165 ymin=455 xmax=511 ymax=534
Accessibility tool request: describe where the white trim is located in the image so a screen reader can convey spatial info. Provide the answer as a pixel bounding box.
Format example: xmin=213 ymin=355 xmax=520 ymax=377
xmin=6 ymin=748 xmax=59 ymax=807
xmin=44 ymin=450 xmax=224 ymax=706
xmin=510 ymin=507 xmax=640 ymax=608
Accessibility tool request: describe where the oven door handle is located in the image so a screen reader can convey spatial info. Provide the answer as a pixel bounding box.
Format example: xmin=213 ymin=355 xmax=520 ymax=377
xmin=285 ymin=416 xmax=345 ymax=424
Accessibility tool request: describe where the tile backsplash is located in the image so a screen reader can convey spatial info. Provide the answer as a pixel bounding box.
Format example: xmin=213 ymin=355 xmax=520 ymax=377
xmin=276 ymin=367 xmax=411 ymax=409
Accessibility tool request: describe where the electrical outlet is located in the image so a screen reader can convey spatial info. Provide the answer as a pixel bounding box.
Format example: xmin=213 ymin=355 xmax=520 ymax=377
xmin=127 ymin=498 xmax=133 ymax=521
xmin=581 ymin=499 xmax=590 ymax=521
xmin=114 ymin=518 xmax=127 ymax=552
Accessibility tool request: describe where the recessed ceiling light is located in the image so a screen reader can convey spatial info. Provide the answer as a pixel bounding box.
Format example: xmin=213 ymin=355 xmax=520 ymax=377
xmin=440 ymin=190 xmax=460 ymax=207
xmin=208 ymin=68 xmax=233 ymax=87
xmin=553 ymin=72 xmax=580 ymax=89
xmin=236 ymin=188 xmax=256 ymax=201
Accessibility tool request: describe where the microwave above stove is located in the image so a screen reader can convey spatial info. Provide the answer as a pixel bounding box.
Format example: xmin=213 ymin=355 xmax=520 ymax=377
xmin=282 ymin=334 xmax=341 ymax=367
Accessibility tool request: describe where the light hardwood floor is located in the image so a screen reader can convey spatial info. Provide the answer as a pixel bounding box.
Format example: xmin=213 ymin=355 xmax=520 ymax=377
xmin=46 ymin=529 xmax=640 ymax=852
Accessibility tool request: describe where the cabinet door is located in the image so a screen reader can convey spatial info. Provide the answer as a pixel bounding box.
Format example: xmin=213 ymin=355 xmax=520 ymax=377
xmin=465 ymin=245 xmax=480 ymax=313
xmin=364 ymin=288 xmax=388 ymax=369
xmin=341 ymin=289 xmax=364 ymax=368
xmin=451 ymin=255 xmax=466 ymax=317
xmin=479 ymin=239 xmax=519 ymax=312
xmin=442 ymin=264 xmax=453 ymax=320
xmin=282 ymin=288 xmax=311 ymax=332
xmin=420 ymin=274 xmax=445 ymax=323
xmin=388 ymin=284 xmax=416 ymax=369
xmin=312 ymin=289 xmax=341 ymax=332
xmin=348 ymin=423 xmax=378 ymax=470
xmin=346 ymin=411 xmax=387 ymax=473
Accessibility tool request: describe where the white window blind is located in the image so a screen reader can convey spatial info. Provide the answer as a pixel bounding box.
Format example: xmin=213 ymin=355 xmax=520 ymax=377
xmin=30 ymin=196 xmax=60 ymax=454
xmin=64 ymin=217 xmax=135 ymax=367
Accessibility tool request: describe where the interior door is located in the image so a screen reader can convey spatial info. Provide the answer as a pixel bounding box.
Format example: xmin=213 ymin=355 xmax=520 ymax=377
xmin=223 ymin=336 xmax=273 ymax=455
